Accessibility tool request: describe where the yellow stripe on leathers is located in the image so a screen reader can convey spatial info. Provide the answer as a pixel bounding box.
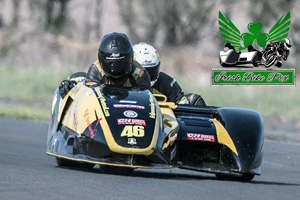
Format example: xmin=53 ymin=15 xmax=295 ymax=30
xmin=210 ymin=118 xmax=238 ymax=156
xmin=58 ymin=83 xmax=159 ymax=156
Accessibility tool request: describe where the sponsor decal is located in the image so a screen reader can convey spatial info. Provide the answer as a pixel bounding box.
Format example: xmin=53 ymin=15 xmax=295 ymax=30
xmin=106 ymin=53 xmax=125 ymax=60
xmin=187 ymin=133 xmax=215 ymax=142
xmin=114 ymin=104 xmax=145 ymax=109
xmin=128 ymin=138 xmax=137 ymax=145
xmin=83 ymin=109 xmax=90 ymax=127
xmin=119 ymin=100 xmax=137 ymax=104
xmin=142 ymin=60 xmax=156 ymax=66
xmin=94 ymin=87 xmax=110 ymax=117
xmin=65 ymin=106 xmax=72 ymax=125
xmin=149 ymin=93 xmax=156 ymax=119
xmin=73 ymin=103 xmax=78 ymax=130
xmin=118 ymin=118 xmax=146 ymax=126
xmin=170 ymin=145 xmax=177 ymax=161
xmin=170 ymin=133 xmax=178 ymax=143
xmin=83 ymin=108 xmax=102 ymax=138
xmin=121 ymin=125 xmax=145 ymax=137
xmin=123 ymin=110 xmax=138 ymax=118
xmin=110 ymin=53 xmax=120 ymax=57
xmin=88 ymin=118 xmax=102 ymax=139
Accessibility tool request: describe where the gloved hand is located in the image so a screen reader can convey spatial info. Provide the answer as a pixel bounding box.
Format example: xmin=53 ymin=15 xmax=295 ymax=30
xmin=58 ymin=80 xmax=77 ymax=98
xmin=184 ymin=93 xmax=206 ymax=106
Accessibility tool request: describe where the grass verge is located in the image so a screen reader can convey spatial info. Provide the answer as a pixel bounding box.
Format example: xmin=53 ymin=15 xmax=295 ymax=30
xmin=0 ymin=65 xmax=299 ymax=121
xmin=0 ymin=65 xmax=75 ymax=121
xmin=0 ymin=103 xmax=50 ymax=121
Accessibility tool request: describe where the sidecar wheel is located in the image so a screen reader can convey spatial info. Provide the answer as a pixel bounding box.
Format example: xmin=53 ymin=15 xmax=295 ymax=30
xmin=100 ymin=165 xmax=134 ymax=175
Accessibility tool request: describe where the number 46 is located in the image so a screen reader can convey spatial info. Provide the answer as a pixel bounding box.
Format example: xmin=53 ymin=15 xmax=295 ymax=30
xmin=121 ymin=125 xmax=144 ymax=137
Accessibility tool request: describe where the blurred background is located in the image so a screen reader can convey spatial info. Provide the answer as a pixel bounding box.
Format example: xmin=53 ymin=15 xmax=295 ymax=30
xmin=0 ymin=0 xmax=299 ymax=140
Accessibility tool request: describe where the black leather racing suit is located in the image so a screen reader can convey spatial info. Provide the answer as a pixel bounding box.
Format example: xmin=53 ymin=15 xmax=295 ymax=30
xmin=150 ymin=72 xmax=184 ymax=104
xmin=86 ymin=60 xmax=151 ymax=89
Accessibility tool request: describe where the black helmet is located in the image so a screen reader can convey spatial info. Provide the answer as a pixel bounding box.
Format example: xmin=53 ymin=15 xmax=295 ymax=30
xmin=98 ymin=32 xmax=133 ymax=79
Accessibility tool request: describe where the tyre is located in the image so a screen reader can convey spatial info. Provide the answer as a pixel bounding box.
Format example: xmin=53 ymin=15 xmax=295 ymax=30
xmin=252 ymin=61 xmax=259 ymax=67
xmin=100 ymin=165 xmax=134 ymax=175
xmin=239 ymin=174 xmax=255 ymax=182
xmin=215 ymin=173 xmax=255 ymax=182
xmin=264 ymin=54 xmax=277 ymax=68
xmin=55 ymin=157 xmax=95 ymax=168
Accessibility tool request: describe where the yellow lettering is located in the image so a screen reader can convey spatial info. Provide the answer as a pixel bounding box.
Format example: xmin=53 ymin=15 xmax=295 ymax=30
xmin=121 ymin=125 xmax=144 ymax=137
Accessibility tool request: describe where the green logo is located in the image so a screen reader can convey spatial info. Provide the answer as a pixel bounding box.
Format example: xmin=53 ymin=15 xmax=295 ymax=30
xmin=219 ymin=11 xmax=291 ymax=51
xmin=212 ymin=69 xmax=295 ymax=86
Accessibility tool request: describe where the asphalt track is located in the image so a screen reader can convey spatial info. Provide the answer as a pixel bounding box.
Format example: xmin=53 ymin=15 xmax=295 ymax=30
xmin=0 ymin=118 xmax=299 ymax=200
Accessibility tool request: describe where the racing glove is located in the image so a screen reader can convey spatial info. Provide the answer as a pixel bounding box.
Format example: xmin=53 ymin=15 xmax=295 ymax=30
xmin=184 ymin=93 xmax=206 ymax=106
xmin=58 ymin=80 xmax=77 ymax=98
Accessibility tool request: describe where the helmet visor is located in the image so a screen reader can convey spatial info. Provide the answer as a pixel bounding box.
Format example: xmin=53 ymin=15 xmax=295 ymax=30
xmin=100 ymin=52 xmax=133 ymax=79
xmin=145 ymin=63 xmax=160 ymax=81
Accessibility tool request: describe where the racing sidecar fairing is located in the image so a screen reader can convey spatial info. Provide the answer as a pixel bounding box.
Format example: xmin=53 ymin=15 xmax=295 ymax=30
xmin=47 ymin=82 xmax=263 ymax=181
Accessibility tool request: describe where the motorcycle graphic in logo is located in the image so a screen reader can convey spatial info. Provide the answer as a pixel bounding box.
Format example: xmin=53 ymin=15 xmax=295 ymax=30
xmin=218 ymin=11 xmax=292 ymax=68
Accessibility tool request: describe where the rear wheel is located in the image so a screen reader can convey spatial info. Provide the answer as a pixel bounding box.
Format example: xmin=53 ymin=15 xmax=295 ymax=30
xmin=55 ymin=157 xmax=95 ymax=168
xmin=252 ymin=61 xmax=259 ymax=67
xmin=239 ymin=174 xmax=255 ymax=182
xmin=100 ymin=165 xmax=134 ymax=175
xmin=215 ymin=173 xmax=255 ymax=182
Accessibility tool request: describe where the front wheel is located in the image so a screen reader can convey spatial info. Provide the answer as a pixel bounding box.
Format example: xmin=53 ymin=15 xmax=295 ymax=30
xmin=100 ymin=165 xmax=134 ymax=175
xmin=55 ymin=157 xmax=95 ymax=168
xmin=215 ymin=173 xmax=255 ymax=182
xmin=263 ymin=54 xmax=277 ymax=68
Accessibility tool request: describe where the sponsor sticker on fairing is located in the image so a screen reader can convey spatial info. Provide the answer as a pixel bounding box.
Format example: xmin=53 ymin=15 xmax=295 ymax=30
xmin=128 ymin=138 xmax=137 ymax=145
xmin=94 ymin=87 xmax=110 ymax=117
xmin=170 ymin=133 xmax=178 ymax=142
xmin=118 ymin=118 xmax=146 ymax=126
xmin=123 ymin=110 xmax=138 ymax=118
xmin=119 ymin=100 xmax=137 ymax=104
xmin=114 ymin=104 xmax=145 ymax=109
xmin=148 ymin=93 xmax=156 ymax=119
xmin=170 ymin=145 xmax=177 ymax=161
xmin=187 ymin=133 xmax=215 ymax=142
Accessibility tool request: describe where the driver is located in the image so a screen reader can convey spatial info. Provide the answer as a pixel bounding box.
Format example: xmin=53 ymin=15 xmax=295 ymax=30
xmin=133 ymin=42 xmax=206 ymax=106
xmin=59 ymin=32 xmax=151 ymax=98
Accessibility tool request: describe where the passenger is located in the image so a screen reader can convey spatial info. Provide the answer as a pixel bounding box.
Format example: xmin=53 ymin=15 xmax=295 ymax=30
xmin=133 ymin=42 xmax=206 ymax=106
